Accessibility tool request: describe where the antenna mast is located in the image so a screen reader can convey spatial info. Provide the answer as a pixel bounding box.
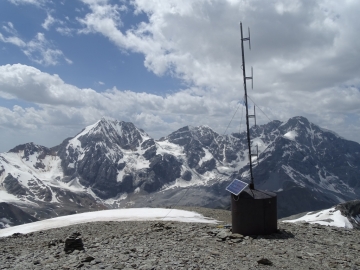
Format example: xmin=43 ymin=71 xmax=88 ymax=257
xmin=227 ymin=22 xmax=277 ymax=237
xmin=240 ymin=22 xmax=256 ymax=190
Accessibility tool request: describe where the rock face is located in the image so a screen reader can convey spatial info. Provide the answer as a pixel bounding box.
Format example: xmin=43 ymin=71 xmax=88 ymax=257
xmin=336 ymin=200 xmax=360 ymax=229
xmin=0 ymin=116 xmax=360 ymax=223
xmin=0 ymin=208 xmax=359 ymax=269
xmin=57 ymin=119 xmax=184 ymax=198
xmin=0 ymin=203 xmax=38 ymax=229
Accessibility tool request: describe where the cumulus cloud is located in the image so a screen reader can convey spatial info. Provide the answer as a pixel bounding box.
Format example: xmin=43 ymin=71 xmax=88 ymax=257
xmin=0 ymin=64 xmax=240 ymax=150
xmin=1 ymin=63 xmax=359 ymax=148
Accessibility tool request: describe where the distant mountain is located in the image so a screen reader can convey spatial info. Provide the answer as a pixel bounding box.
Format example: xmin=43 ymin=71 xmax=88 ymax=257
xmin=0 ymin=116 xmax=359 ymax=227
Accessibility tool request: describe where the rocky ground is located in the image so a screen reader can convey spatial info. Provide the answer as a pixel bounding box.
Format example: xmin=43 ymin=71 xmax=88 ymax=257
xmin=0 ymin=207 xmax=360 ymax=270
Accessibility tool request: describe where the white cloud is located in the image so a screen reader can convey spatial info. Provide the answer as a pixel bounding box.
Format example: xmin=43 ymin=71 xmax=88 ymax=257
xmin=2 ymin=22 xmax=17 ymax=35
xmin=56 ymin=27 xmax=75 ymax=36
xmin=42 ymin=13 xmax=56 ymax=30
xmin=23 ymin=33 xmax=66 ymax=66
xmin=0 ymin=33 xmax=26 ymax=47
xmin=0 ymin=64 xmax=240 ymax=151
xmin=1 ymin=63 xmax=360 ymax=154
xmin=0 ymin=23 xmax=71 ymax=66
xmin=8 ymin=0 xmax=47 ymax=6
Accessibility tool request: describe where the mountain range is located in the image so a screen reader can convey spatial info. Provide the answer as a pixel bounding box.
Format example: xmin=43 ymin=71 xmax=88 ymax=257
xmin=1 ymin=116 xmax=359 ymax=228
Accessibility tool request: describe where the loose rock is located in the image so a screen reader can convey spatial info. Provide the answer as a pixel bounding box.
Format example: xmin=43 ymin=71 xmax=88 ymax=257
xmin=0 ymin=207 xmax=359 ymax=269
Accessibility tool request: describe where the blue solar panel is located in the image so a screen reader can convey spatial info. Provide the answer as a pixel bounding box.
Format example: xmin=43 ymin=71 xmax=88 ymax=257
xmin=226 ymin=179 xmax=248 ymax=195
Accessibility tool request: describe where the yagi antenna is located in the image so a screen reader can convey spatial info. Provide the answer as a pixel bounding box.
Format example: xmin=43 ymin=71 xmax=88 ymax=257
xmin=240 ymin=21 xmax=256 ymax=190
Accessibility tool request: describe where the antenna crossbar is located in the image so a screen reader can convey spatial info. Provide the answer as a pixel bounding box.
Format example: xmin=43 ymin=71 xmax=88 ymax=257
xmin=248 ymin=106 xmax=256 ymax=126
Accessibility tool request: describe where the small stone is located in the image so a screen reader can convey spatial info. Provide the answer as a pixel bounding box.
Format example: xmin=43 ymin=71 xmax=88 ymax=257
xmin=230 ymin=233 xmax=244 ymax=239
xmin=231 ymin=238 xmax=243 ymax=243
xmin=216 ymin=230 xmax=229 ymax=240
xmin=48 ymin=239 xmax=58 ymax=247
xmin=11 ymin=233 xmax=22 ymax=238
xmin=138 ymin=263 xmax=153 ymax=270
xmin=209 ymin=250 xmax=220 ymax=256
xmin=257 ymin=258 xmax=273 ymax=266
xmin=81 ymin=255 xmax=95 ymax=262
xmin=113 ymin=263 xmax=126 ymax=269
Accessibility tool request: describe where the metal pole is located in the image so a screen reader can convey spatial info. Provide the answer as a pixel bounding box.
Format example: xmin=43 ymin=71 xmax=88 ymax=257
xmin=240 ymin=22 xmax=254 ymax=189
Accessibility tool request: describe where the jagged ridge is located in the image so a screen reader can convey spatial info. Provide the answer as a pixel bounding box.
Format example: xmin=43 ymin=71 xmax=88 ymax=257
xmin=0 ymin=116 xmax=359 ymax=222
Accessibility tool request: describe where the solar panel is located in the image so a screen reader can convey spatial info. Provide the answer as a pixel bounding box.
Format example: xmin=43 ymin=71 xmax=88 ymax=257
xmin=226 ymin=179 xmax=248 ymax=195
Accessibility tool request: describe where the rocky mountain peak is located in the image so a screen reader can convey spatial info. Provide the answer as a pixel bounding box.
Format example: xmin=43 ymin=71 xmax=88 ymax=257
xmin=163 ymin=125 xmax=219 ymax=147
xmin=69 ymin=118 xmax=150 ymax=151
xmin=8 ymin=142 xmax=52 ymax=161
xmin=189 ymin=125 xmax=219 ymax=147
xmin=8 ymin=142 xmax=46 ymax=154
xmin=162 ymin=126 xmax=193 ymax=146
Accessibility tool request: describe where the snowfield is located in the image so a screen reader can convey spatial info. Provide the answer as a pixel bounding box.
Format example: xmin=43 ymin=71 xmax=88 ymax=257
xmin=0 ymin=208 xmax=218 ymax=238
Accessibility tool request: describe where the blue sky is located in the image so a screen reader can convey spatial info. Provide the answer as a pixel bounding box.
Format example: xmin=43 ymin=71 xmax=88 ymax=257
xmin=0 ymin=0 xmax=360 ymax=152
xmin=0 ymin=0 xmax=181 ymax=94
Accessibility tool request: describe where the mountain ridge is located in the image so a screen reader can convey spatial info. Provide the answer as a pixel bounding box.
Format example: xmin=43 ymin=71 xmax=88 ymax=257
xmin=0 ymin=116 xmax=359 ymax=226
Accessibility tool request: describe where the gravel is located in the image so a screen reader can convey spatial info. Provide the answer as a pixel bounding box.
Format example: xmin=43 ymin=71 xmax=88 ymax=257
xmin=0 ymin=207 xmax=359 ymax=269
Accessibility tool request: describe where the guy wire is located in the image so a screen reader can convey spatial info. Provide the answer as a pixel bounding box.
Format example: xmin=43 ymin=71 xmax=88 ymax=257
xmin=247 ymin=95 xmax=272 ymax=123
xmin=222 ymin=100 xmax=243 ymax=136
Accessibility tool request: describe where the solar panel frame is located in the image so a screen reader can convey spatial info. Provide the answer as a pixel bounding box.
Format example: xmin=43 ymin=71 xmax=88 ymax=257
xmin=226 ymin=179 xmax=249 ymax=195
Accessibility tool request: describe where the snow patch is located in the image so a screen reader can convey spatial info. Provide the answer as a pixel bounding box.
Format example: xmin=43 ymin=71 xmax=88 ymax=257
xmin=156 ymin=141 xmax=184 ymax=156
xmin=0 ymin=190 xmax=21 ymax=203
xmin=283 ymin=130 xmax=297 ymax=141
xmin=0 ymin=208 xmax=219 ymax=237
xmin=282 ymin=207 xmax=353 ymax=229
xmin=198 ymin=148 xmax=213 ymax=166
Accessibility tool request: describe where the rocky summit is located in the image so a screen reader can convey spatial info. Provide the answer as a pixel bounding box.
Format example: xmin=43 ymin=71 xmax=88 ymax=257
xmin=0 ymin=208 xmax=359 ymax=270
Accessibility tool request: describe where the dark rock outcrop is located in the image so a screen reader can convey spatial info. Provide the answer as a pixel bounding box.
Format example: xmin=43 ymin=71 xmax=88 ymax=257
xmin=0 ymin=202 xmax=38 ymax=229
xmin=336 ymin=200 xmax=360 ymax=229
